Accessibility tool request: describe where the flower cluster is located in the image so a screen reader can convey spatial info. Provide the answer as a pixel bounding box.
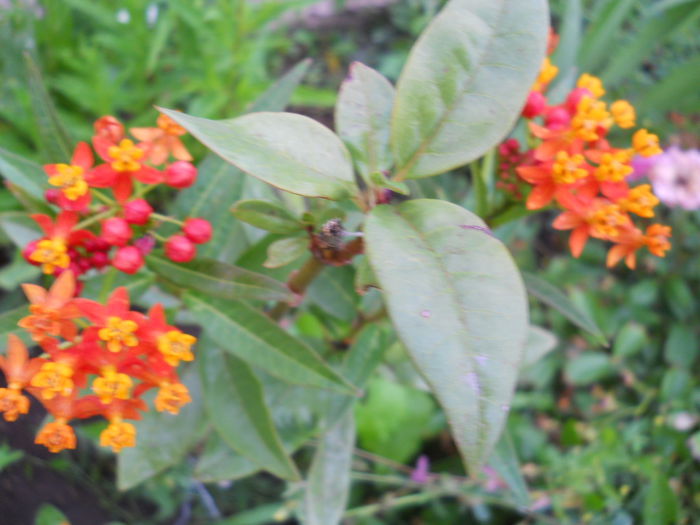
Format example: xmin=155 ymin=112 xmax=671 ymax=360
xmin=499 ymin=46 xmax=671 ymax=269
xmin=24 ymin=114 xmax=211 ymax=278
xmin=0 ymin=271 xmax=195 ymax=453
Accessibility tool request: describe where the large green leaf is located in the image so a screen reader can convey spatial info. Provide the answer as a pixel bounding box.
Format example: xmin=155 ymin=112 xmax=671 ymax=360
xmin=169 ymin=59 xmax=312 ymax=261
xmin=390 ymin=0 xmax=548 ymax=179
xmin=159 ymin=109 xmax=356 ymax=200
xmin=335 ymin=62 xmax=395 ymax=183
xmin=195 ymin=433 xmax=260 ymax=483
xmin=300 ymin=412 xmax=355 ymax=525
xmin=184 ymin=292 xmax=355 ymax=393
xmin=364 ymin=199 xmax=528 ymax=472
xmin=146 ymin=255 xmax=293 ymax=303
xmin=117 ymin=366 xmax=207 ymax=490
xmin=198 ymin=338 xmax=299 ymax=480
xmin=522 ymin=272 xmax=607 ymax=344
xmin=578 ymin=0 xmax=637 ymax=73
xmin=488 ymin=432 xmax=529 ymax=508
xmin=0 ymin=212 xmax=41 ymax=248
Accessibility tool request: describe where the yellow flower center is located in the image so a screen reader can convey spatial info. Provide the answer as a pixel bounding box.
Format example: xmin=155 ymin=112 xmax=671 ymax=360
xmin=610 ymin=100 xmax=636 ymax=129
xmin=633 ymin=129 xmax=662 ymax=157
xmin=98 ymin=316 xmax=139 ymax=353
xmin=157 ymin=114 xmax=186 ymax=136
xmin=92 ymin=366 xmax=133 ymax=404
xmin=48 ymin=164 xmax=88 ymax=200
xmin=100 ymin=417 xmax=137 ymax=452
xmin=108 ymin=139 xmax=144 ymax=172
xmin=0 ymin=387 xmax=30 ymax=422
xmin=30 ymin=239 xmax=70 ymax=275
xmin=589 ymin=204 xmax=628 ymax=239
xmin=30 ymin=362 xmax=74 ymax=400
xmin=35 ymin=419 xmax=77 ymax=453
xmin=552 ymin=152 xmax=588 ymax=185
xmin=155 ymin=382 xmax=192 ymax=414
xmin=157 ymin=330 xmax=196 ymax=366
xmin=571 ymin=97 xmax=612 ymax=141
xmin=594 ymin=151 xmax=633 ymax=182
xmin=618 ymin=184 xmax=659 ymax=218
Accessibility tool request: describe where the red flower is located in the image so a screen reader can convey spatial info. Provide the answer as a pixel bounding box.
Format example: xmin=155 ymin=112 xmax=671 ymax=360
xmin=44 ymin=142 xmax=94 ymax=211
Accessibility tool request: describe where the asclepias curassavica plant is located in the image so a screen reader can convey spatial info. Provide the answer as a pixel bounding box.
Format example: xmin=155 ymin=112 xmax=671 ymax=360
xmin=0 ymin=0 xmax=673 ymax=521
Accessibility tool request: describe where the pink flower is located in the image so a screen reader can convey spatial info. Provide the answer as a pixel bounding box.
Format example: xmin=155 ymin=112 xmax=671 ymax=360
xmin=648 ymin=147 xmax=700 ymax=210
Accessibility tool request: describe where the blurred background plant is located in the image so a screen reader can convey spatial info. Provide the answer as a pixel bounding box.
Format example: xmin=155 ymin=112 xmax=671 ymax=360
xmin=0 ymin=0 xmax=699 ymax=524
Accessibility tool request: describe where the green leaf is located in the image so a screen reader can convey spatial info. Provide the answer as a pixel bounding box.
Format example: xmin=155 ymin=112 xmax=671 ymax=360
xmin=231 ymin=199 xmax=304 ymax=234
xmin=365 ymin=199 xmax=529 ymax=472
xmin=301 ymin=412 xmax=355 ymax=525
xmin=198 ymin=338 xmax=299 ymax=480
xmin=354 ymin=256 xmax=379 ymax=294
xmin=307 ymin=266 xmax=358 ymax=322
xmin=551 ymin=0 xmax=582 ymax=80
xmin=488 ymin=432 xmax=529 ymax=508
xmin=0 ymin=305 xmax=33 ymax=349
xmin=0 ymin=212 xmax=41 ymax=249
xmin=117 ymin=366 xmax=207 ymax=490
xmin=80 ymin=271 xmax=154 ymax=303
xmin=613 ymin=322 xmax=647 ymax=359
xmin=578 ymin=0 xmax=637 ymax=73
xmin=24 ymin=53 xmax=73 ymax=162
xmin=0 ymin=147 xmax=47 ymax=200
xmin=248 ymin=59 xmax=313 ymax=114
xmin=264 ymin=237 xmax=308 ymax=269
xmin=146 ymin=255 xmax=293 ymax=303
xmin=643 ymin=473 xmax=679 ymax=525
xmin=522 ymin=272 xmax=607 ymax=344
xmin=564 ymin=352 xmax=617 ymax=386
xmin=335 ymin=62 xmax=395 ymax=183
xmin=522 ymin=325 xmax=557 ymax=367
xmin=35 ymin=504 xmax=69 ymax=525
xmin=391 ymin=0 xmax=548 ymax=179
xmin=184 ymin=292 xmax=355 ymax=393
xmin=601 ymin=2 xmax=700 ymax=85
xmin=664 ymin=324 xmax=698 ymax=368
xmin=195 ymin=433 xmax=260 ymax=483
xmin=158 ymin=109 xmax=356 ymax=200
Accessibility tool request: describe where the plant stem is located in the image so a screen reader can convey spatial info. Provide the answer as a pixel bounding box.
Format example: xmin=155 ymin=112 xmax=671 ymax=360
xmin=344 ymin=490 xmax=443 ymax=518
xmin=75 ymin=209 xmax=114 ymax=230
xmin=343 ymin=305 xmax=388 ymax=344
xmin=92 ymin=189 xmax=115 ymax=206
xmin=152 ymin=212 xmax=183 ymax=226
xmin=268 ymin=256 xmax=324 ymax=321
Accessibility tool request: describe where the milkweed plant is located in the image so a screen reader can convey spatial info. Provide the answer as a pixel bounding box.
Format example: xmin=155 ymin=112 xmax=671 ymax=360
xmin=0 ymin=0 xmax=671 ymax=521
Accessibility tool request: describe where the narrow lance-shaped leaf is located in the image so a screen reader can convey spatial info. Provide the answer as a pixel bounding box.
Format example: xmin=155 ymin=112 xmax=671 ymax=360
xmin=158 ymin=108 xmax=357 ymax=200
xmin=198 ymin=337 xmax=299 ymax=480
xmin=335 ymin=62 xmax=395 ymax=183
xmin=391 ymin=0 xmax=548 ymax=179
xmin=365 ymin=199 xmax=529 ymax=473
xmin=231 ymin=199 xmax=304 ymax=234
xmin=247 ymin=59 xmax=312 ymax=114
xmin=522 ymin=272 xmax=607 ymax=344
xmin=0 ymin=147 xmax=47 ymax=200
xmin=146 ymin=254 xmax=293 ymax=303
xmin=194 ymin=432 xmax=260 ymax=483
xmin=184 ymin=292 xmax=356 ymax=394
xmin=24 ymin=53 xmax=73 ymax=162
xmin=301 ymin=411 xmax=355 ymax=525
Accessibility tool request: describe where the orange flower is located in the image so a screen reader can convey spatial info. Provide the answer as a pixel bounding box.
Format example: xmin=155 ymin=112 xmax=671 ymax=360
xmin=18 ymin=270 xmax=79 ymax=343
xmin=100 ymin=416 xmax=136 ymax=452
xmin=155 ymin=382 xmax=191 ymax=414
xmin=553 ymin=198 xmax=631 ymax=257
xmin=92 ymin=366 xmax=133 ymax=404
xmin=0 ymin=335 xmax=44 ymax=421
xmin=29 ymin=211 xmax=89 ymax=275
xmin=157 ymin=331 xmax=196 ymax=366
xmin=645 ymin=224 xmax=672 ymax=257
xmin=633 ymin=129 xmax=662 ymax=157
xmin=577 ymin=74 xmax=605 ymax=99
xmin=131 ymin=114 xmax=192 ymax=166
xmin=618 ymin=184 xmax=659 ymax=218
xmin=571 ymin=97 xmax=612 ymax=141
xmin=532 ymin=57 xmax=559 ymax=92
xmin=35 ymin=418 xmax=77 ymax=453
xmin=30 ymin=361 xmax=74 ymax=400
xmin=610 ymin=100 xmax=636 ymax=129
xmin=44 ymin=142 xmax=94 ymax=211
